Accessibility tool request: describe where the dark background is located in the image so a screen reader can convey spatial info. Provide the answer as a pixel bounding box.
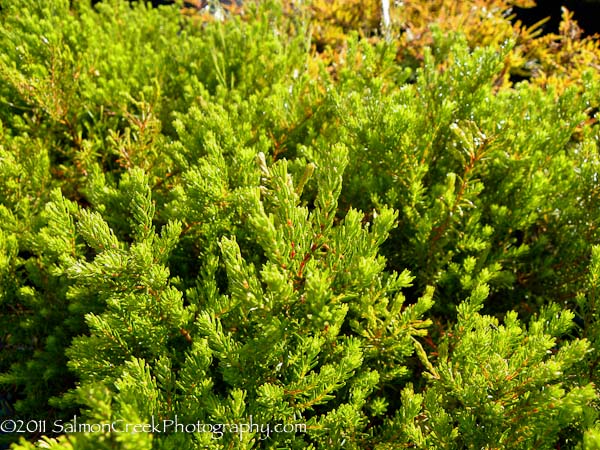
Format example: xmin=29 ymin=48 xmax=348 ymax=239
xmin=513 ymin=0 xmax=600 ymax=36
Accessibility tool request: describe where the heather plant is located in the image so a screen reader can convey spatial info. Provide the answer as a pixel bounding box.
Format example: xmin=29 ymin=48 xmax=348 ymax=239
xmin=327 ymin=30 xmax=600 ymax=316
xmin=297 ymin=0 xmax=600 ymax=95
xmin=1 ymin=0 xmax=599 ymax=449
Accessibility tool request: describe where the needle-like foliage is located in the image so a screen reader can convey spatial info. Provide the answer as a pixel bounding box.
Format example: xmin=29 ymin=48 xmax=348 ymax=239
xmin=1 ymin=1 xmax=599 ymax=449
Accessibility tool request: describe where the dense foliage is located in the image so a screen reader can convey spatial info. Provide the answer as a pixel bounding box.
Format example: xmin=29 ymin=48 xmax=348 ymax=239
xmin=1 ymin=0 xmax=599 ymax=448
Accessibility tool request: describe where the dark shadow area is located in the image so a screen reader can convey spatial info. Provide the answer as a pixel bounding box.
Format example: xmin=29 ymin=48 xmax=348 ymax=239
xmin=512 ymin=0 xmax=600 ymax=36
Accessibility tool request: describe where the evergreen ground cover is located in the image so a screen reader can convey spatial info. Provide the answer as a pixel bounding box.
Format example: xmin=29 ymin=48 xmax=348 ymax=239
xmin=0 ymin=0 xmax=599 ymax=448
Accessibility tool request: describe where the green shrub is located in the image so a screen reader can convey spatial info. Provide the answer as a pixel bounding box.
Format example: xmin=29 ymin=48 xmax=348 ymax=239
xmin=1 ymin=1 xmax=599 ymax=449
